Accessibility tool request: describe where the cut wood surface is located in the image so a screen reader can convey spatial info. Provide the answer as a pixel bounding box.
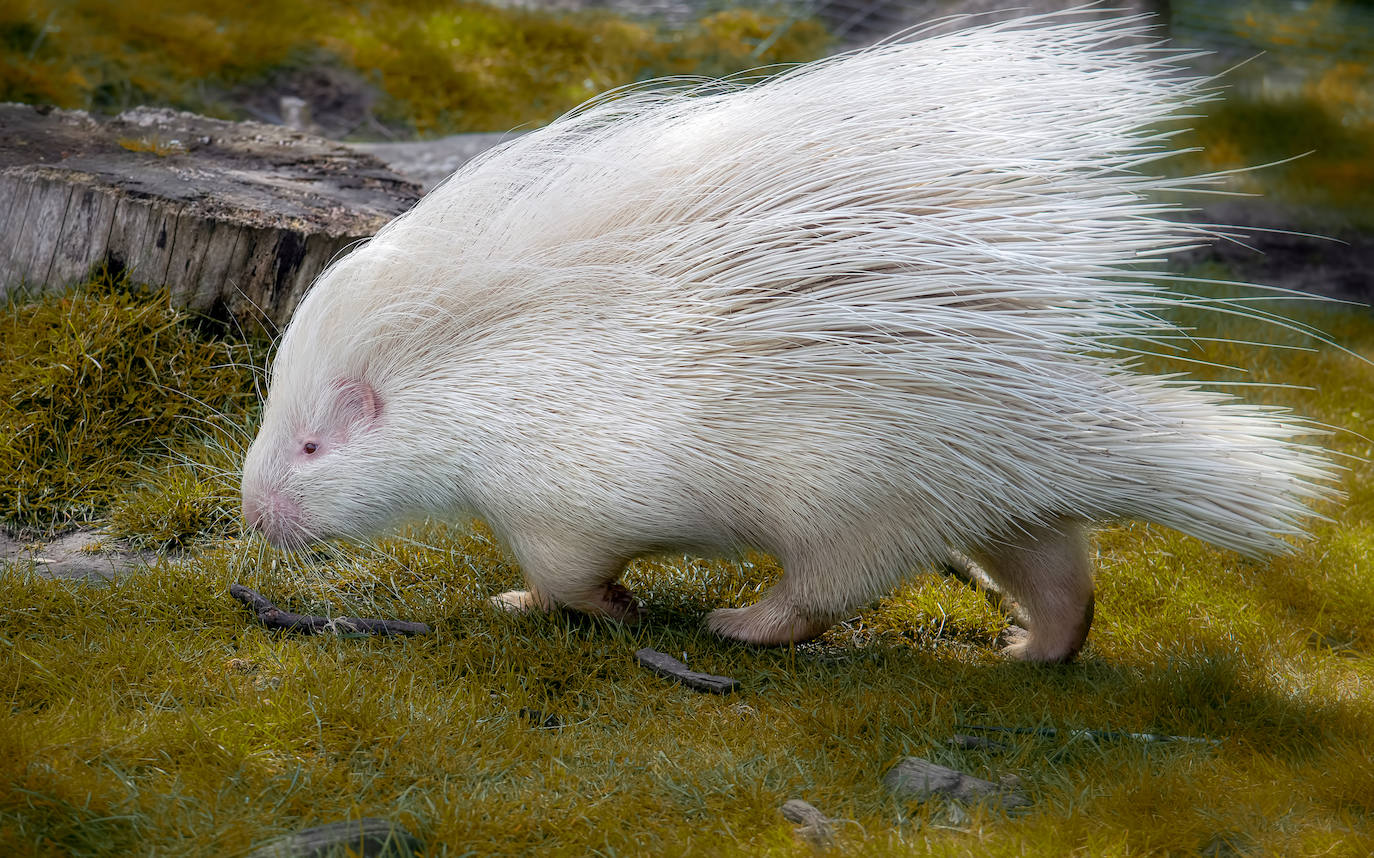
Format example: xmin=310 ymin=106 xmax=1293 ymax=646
xmin=0 ymin=103 xmax=421 ymax=329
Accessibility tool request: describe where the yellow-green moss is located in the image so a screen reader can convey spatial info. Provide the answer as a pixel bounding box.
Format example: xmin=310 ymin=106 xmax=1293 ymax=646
xmin=0 ymin=269 xmax=262 ymax=535
xmin=105 ymin=447 xmax=244 ymax=551
xmin=1 ymin=278 xmax=1372 ymax=855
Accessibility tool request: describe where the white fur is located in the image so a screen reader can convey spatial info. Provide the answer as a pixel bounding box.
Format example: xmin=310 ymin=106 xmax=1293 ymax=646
xmin=242 ymin=12 xmax=1340 ymax=660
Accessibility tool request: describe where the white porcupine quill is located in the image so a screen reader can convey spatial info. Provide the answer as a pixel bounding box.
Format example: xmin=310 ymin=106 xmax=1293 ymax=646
xmin=251 ymin=11 xmax=1342 ymax=657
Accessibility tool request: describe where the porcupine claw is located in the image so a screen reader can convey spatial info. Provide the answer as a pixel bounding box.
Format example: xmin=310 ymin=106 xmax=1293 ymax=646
xmin=491 ymin=582 xmax=644 ymax=624
xmin=490 ymin=589 xmax=548 ymax=613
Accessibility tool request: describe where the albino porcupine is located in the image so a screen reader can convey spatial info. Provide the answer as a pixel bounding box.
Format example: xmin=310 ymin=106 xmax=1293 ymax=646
xmin=241 ymin=11 xmax=1339 ymax=663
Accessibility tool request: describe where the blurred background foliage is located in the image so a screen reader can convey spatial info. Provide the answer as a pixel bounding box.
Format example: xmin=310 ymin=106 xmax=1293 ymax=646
xmin=0 ymin=0 xmax=831 ymax=135
xmin=1169 ymin=0 xmax=1374 ymax=223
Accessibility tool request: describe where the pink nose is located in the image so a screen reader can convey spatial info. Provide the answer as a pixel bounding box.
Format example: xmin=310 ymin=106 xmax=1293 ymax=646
xmin=241 ymin=488 xmax=308 ymax=548
xmin=242 ymin=494 xmax=265 ymax=532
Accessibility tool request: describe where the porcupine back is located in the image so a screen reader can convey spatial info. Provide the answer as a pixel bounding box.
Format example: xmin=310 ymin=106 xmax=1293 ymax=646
xmin=268 ymin=12 xmax=1338 ymax=569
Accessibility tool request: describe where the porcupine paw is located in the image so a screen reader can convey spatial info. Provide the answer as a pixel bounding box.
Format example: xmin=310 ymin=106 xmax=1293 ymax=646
xmin=582 ymin=582 xmax=645 ymax=623
xmin=997 ymin=625 xmax=1036 ymax=660
xmin=706 ymin=603 xmax=831 ymax=646
xmin=997 ymin=606 xmax=1092 ymax=664
xmin=490 ymin=583 xmax=644 ymax=623
xmin=490 ymin=589 xmax=550 ymax=614
xmin=999 ymin=627 xmax=1076 ymax=664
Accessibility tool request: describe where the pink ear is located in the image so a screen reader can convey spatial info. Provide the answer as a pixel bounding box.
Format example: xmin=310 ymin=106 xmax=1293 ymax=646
xmin=334 ymin=378 xmax=383 ymax=425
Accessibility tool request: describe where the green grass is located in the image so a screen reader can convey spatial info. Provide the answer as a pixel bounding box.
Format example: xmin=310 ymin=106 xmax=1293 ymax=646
xmin=0 ymin=269 xmax=260 ymax=538
xmin=1 ymin=277 xmax=1373 ymax=856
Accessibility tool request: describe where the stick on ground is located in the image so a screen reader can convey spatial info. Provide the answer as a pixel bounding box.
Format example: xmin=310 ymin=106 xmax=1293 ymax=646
xmin=635 ymin=647 xmax=741 ymax=694
xmin=229 ymin=584 xmax=432 ymax=636
xmin=957 ymin=724 xmax=1218 ymax=746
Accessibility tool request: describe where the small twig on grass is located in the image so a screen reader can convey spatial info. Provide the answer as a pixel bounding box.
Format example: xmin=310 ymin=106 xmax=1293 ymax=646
xmin=635 ymin=647 xmax=741 ymax=694
xmin=229 ymin=584 xmax=432 ymax=636
xmin=956 ymin=724 xmax=1218 ymax=746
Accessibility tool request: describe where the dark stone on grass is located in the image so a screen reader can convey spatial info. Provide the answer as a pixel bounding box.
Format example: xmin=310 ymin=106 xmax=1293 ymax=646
xmin=882 ymin=757 xmax=1030 ymax=810
xmin=230 ymin=584 xmax=431 ymax=636
xmin=634 ymin=647 xmax=740 ymax=694
xmin=780 ymin=799 xmax=836 ymax=848
xmin=246 ymin=817 xmax=421 ymax=858
xmin=779 ymin=798 xmax=828 ymax=826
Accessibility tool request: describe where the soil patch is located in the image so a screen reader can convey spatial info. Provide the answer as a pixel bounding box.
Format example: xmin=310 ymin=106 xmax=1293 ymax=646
xmin=0 ymin=528 xmax=154 ymax=581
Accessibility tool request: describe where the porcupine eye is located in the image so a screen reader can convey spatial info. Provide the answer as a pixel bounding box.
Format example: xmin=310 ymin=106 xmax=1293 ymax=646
xmin=303 ymin=442 xmax=318 ymax=455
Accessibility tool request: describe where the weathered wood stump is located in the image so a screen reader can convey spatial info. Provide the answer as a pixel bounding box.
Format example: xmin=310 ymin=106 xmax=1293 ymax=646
xmin=0 ymin=103 xmax=421 ymax=330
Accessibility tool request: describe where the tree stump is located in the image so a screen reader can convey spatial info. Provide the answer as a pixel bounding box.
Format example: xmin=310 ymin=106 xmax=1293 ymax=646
xmin=0 ymin=103 xmax=422 ymax=330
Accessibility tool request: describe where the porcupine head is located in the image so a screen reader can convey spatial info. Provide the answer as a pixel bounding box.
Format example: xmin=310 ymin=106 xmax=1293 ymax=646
xmin=241 ymin=242 xmax=473 ymax=551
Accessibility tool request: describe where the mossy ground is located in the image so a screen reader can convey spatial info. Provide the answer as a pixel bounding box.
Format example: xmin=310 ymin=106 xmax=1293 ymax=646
xmin=0 ymin=269 xmax=258 ymax=539
xmin=1 ymin=271 xmax=1372 ymax=856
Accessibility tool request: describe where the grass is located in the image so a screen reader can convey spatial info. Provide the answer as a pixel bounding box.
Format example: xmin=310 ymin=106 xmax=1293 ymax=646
xmin=0 ymin=0 xmax=830 ymax=135
xmin=1 ymin=272 xmax=1372 ymax=856
xmin=0 ymin=268 xmax=259 ymax=539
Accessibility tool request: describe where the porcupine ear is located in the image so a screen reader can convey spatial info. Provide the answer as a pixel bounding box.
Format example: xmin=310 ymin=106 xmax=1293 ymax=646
xmin=333 ymin=377 xmax=383 ymax=427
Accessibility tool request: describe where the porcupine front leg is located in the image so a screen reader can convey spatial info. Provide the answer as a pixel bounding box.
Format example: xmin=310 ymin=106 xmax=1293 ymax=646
xmin=973 ymin=519 xmax=1095 ymax=663
xmin=490 ymin=532 xmax=643 ymax=623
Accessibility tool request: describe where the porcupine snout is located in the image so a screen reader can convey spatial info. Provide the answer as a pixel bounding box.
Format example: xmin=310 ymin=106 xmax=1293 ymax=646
xmin=240 ymin=480 xmax=306 ymax=549
xmin=241 ymin=492 xmax=264 ymax=531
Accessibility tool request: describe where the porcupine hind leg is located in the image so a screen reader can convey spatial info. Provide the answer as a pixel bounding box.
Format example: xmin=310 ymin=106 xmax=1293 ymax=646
xmin=705 ymin=550 xmax=857 ymax=646
xmin=490 ymin=533 xmax=643 ymax=623
xmin=973 ymin=519 xmax=1095 ymax=664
